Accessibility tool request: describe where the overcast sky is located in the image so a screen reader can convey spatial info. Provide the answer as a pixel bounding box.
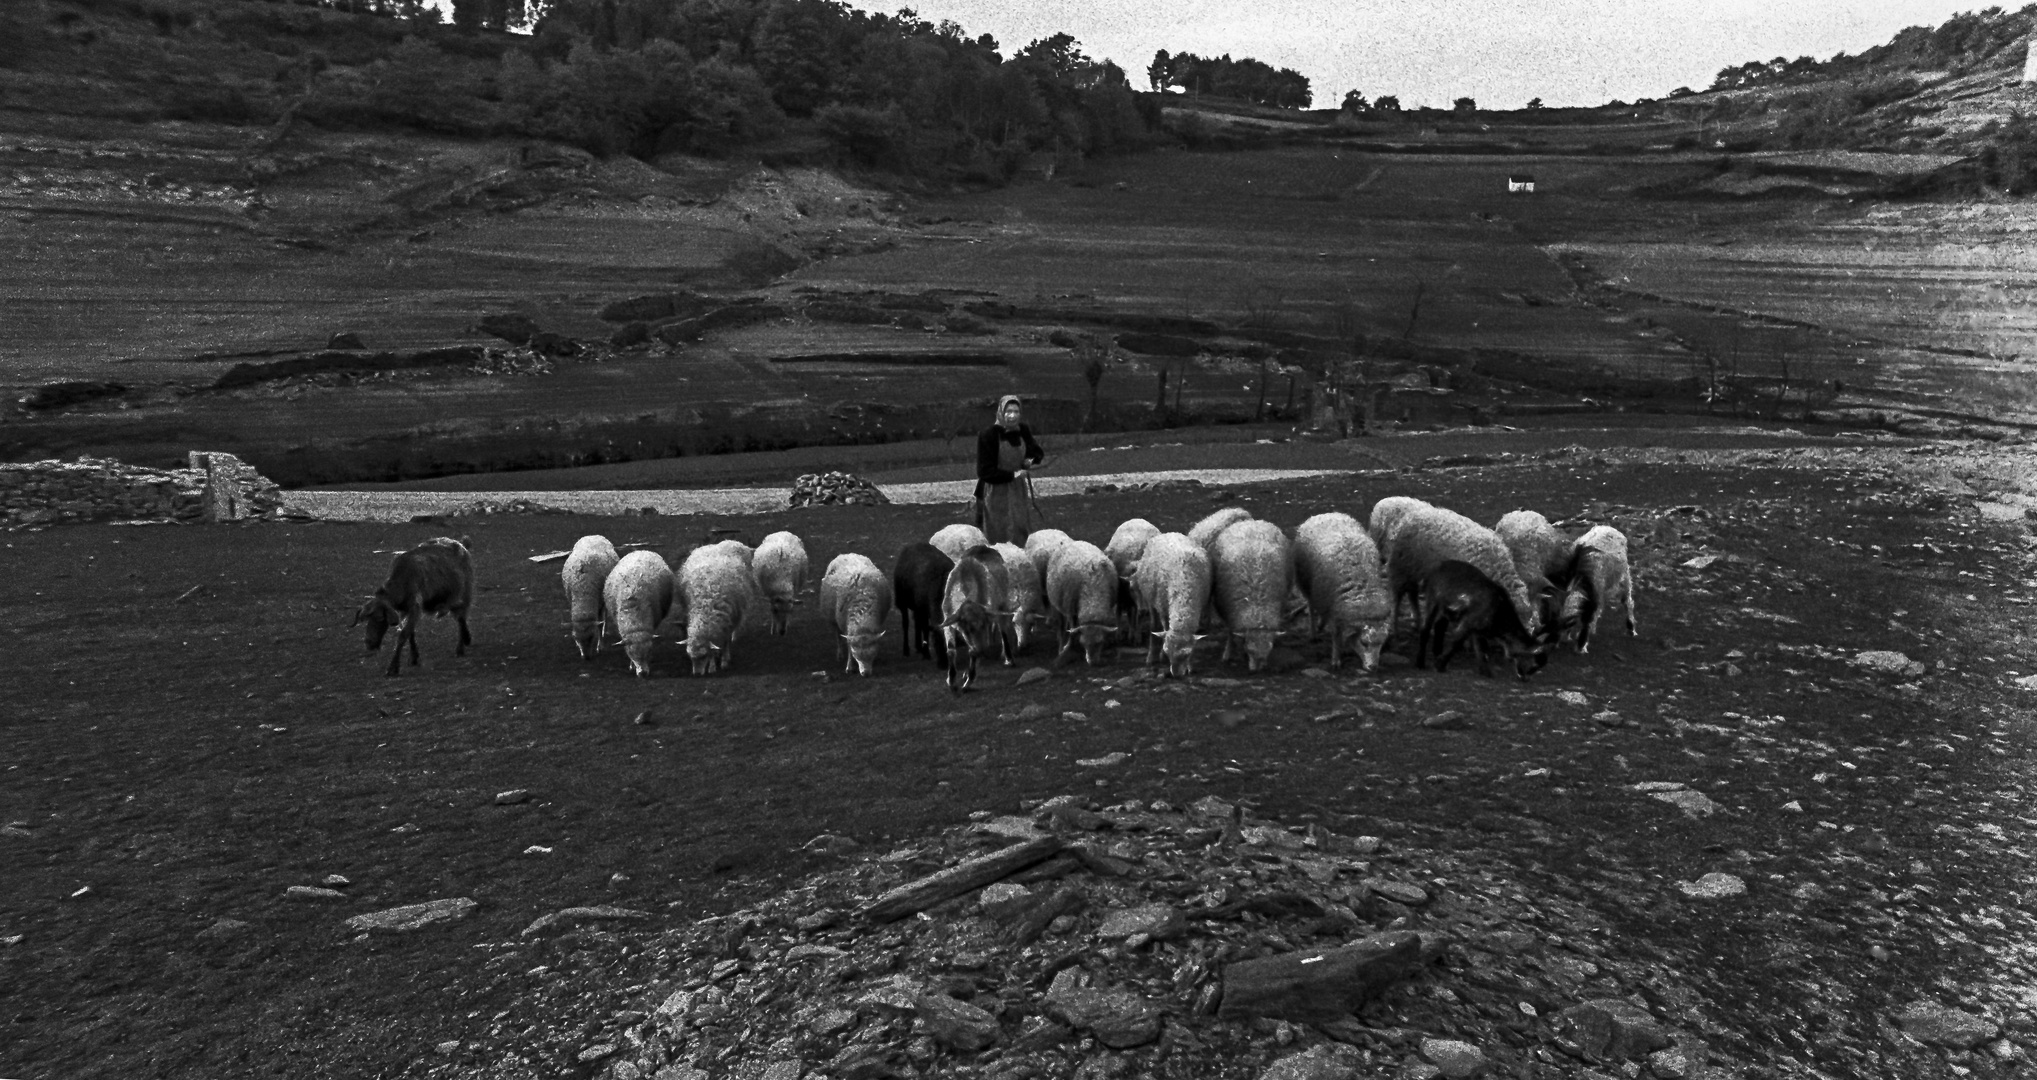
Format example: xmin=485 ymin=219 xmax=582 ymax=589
xmin=848 ymin=0 xmax=2002 ymax=108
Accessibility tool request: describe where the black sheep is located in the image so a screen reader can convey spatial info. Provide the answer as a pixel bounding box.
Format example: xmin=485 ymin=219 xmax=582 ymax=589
xmin=1417 ymin=559 xmax=1547 ymax=680
xmin=892 ymin=541 xmax=955 ymax=668
xmin=355 ymin=536 xmax=474 ymax=677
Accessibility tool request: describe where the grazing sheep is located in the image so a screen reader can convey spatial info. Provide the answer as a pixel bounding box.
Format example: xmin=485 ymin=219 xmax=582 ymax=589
xmin=1105 ymin=517 xmax=1162 ymax=632
xmin=1384 ymin=505 xmax=1538 ymax=639
xmin=753 ymin=531 xmax=810 ymax=636
xmin=1045 ymin=540 xmax=1119 ymax=666
xmin=1131 ymin=532 xmax=1211 ymax=678
xmin=1495 ymin=510 xmax=1573 ymax=632
xmin=1211 ymin=519 xmax=1293 ymax=672
xmin=1293 ymin=512 xmax=1392 ymax=673
xmin=1367 ymin=496 xmax=1433 ymax=546
xmin=604 ymin=549 xmax=677 ymax=678
xmin=819 ymin=553 xmax=892 ymax=677
xmin=994 ymin=541 xmax=1051 ymax=654
xmin=561 ymin=534 xmax=619 ymax=661
xmin=1187 ymin=507 xmax=1253 ymax=558
xmin=679 ymin=546 xmax=765 ymax=675
xmin=930 ymin=523 xmax=991 ymax=564
xmin=1558 ymin=525 xmax=1636 ymax=652
xmin=1023 ymin=528 xmax=1075 ymax=581
xmin=941 ymin=548 xmax=1004 ymax=692
xmin=962 ymin=544 xmax=1016 ymax=663
xmin=1417 ymin=559 xmax=1547 ymax=680
xmin=355 ymin=536 xmax=473 ymax=677
xmin=893 ymin=542 xmax=956 ymax=667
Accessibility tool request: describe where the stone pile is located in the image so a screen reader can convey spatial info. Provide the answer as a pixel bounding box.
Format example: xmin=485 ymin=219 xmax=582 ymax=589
xmin=1 ymin=451 xmax=286 ymax=529
xmin=791 ymin=472 xmax=891 ymax=508
xmin=530 ymin=797 xmax=1748 ymax=1080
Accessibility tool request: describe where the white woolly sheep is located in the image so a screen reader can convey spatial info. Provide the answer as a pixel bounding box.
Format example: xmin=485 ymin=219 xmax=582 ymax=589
xmin=707 ymin=538 xmax=755 ymax=567
xmin=819 ymin=553 xmax=893 ymax=676
xmin=1105 ymin=517 xmax=1162 ymax=633
xmin=1187 ymin=507 xmax=1253 ymax=558
xmin=603 ymin=549 xmax=676 ymax=678
xmin=930 ymin=523 xmax=990 ymax=565
xmin=1559 ymin=525 xmax=1636 ymax=652
xmin=1495 ymin=509 xmax=1573 ymax=632
xmin=561 ymin=534 xmax=619 ymax=661
xmin=1130 ymin=532 xmax=1211 ymax=678
xmin=1367 ymin=496 xmax=1433 ymax=546
xmin=753 ymin=531 xmax=810 ymax=636
xmin=1211 ymin=519 xmax=1293 ymax=672
xmin=1024 ymin=528 xmax=1075 ymax=580
xmin=679 ymin=546 xmax=766 ymax=675
xmin=993 ymin=541 xmax=1051 ymax=654
xmin=1384 ymin=505 xmax=1538 ymax=637
xmin=1293 ymin=512 xmax=1392 ymax=673
xmin=1044 ymin=539 xmax=1119 ymax=666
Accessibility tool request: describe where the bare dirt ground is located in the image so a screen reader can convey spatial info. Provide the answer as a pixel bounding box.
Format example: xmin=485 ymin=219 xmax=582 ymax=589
xmin=7 ymin=427 xmax=2037 ymax=1079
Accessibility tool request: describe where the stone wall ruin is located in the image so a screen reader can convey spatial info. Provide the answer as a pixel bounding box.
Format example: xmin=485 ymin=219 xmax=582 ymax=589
xmin=1 ymin=451 xmax=285 ymax=529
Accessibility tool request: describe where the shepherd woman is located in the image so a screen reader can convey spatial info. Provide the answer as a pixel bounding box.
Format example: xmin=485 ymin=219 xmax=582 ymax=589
xmin=974 ymin=394 xmax=1046 ymax=545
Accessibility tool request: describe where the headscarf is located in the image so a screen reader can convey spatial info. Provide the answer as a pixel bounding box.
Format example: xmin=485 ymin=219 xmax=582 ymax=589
xmin=994 ymin=394 xmax=1023 ymax=431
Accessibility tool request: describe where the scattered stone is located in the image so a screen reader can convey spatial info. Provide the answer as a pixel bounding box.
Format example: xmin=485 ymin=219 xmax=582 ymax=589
xmin=1675 ymin=873 xmax=1745 ymax=900
xmin=1852 ymin=650 xmax=1926 ymax=678
xmin=977 ymin=882 xmax=1036 ymax=921
xmin=913 ymin=993 xmax=1001 ymax=1051
xmin=1043 ymin=969 xmax=1162 ymax=1048
xmin=1592 ymin=710 xmax=1626 ymax=728
xmin=519 ymin=905 xmax=650 ymax=938
xmin=1077 ymin=752 xmax=1130 ymax=767
xmin=195 ymin=918 xmax=248 ymax=941
xmin=343 ymin=897 xmax=478 ymax=934
xmin=759 ymin=1060 xmax=802 ymax=1080
xmin=1364 ymin=879 xmax=1430 ymax=906
xmin=322 ymin=874 xmax=351 ymax=888
xmin=1016 ymin=702 xmax=1055 ymax=720
xmin=1095 ymin=903 xmax=1185 ymax=941
xmin=1213 ymin=710 xmax=1250 ymax=728
xmin=1300 ymin=667 xmax=1331 ymax=679
xmin=328 ymin=331 xmax=367 ymax=350
xmin=1422 ymin=710 xmax=1468 ymax=730
xmin=1629 ymin=781 xmax=1685 ymax=793
xmin=286 ymin=886 xmax=346 ymax=901
xmin=1556 ymin=690 xmax=1589 ymax=707
xmin=805 ymin=834 xmax=861 ymax=855
xmin=1017 ymin=668 xmax=1052 ymax=686
xmin=1681 ymin=554 xmax=1722 ymax=570
xmin=2016 ymin=674 xmax=2037 ymax=691
xmin=1646 ymin=1046 xmax=1704 ymax=1080
xmin=1011 ymin=1017 xmax=1072 ymax=1053
xmin=1781 ymin=800 xmax=1804 ymax=812
xmin=810 ymin=1008 xmax=858 ymax=1036
xmin=435 ymin=1039 xmax=460 ymax=1054
xmin=495 ymin=789 xmax=531 ymax=805
xmin=1650 ymin=789 xmax=1720 ymax=818
xmin=1554 ymin=999 xmax=1672 ymax=1062
xmin=1420 ymin=1037 xmax=1491 ymax=1079
xmin=1893 ymin=1001 xmax=2000 ymax=1050
xmin=576 ymin=1043 xmax=617 ymax=1064
xmin=1258 ymin=1042 xmax=1363 ymax=1080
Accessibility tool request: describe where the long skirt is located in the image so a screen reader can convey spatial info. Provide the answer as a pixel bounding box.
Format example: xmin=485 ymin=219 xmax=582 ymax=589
xmin=979 ymin=479 xmax=1031 ymax=546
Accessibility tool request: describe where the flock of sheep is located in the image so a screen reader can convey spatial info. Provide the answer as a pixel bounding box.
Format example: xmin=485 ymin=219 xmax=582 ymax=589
xmin=354 ymin=497 xmax=1637 ymax=685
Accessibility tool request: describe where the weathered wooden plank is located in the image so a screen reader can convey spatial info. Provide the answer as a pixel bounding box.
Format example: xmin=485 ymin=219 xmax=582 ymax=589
xmin=858 ymin=836 xmax=1064 ymax=923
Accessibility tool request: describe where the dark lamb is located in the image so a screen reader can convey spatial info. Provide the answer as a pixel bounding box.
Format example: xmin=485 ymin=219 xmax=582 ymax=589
xmin=355 ymin=536 xmax=474 ymax=677
xmin=892 ymin=541 xmax=956 ymax=668
xmin=1416 ymin=559 xmax=1547 ymax=680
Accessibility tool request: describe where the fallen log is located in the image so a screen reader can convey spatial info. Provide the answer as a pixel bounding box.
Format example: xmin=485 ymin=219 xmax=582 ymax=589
xmin=858 ymin=836 xmax=1063 ymax=923
xmin=1217 ymin=931 xmax=1424 ymax=1025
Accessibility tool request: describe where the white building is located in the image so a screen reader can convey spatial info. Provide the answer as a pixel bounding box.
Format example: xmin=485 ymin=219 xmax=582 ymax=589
xmin=1507 ymin=174 xmax=1536 ymax=193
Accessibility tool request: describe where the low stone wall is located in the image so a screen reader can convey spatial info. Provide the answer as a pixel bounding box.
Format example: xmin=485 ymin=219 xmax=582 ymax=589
xmin=1 ymin=452 xmax=285 ymax=529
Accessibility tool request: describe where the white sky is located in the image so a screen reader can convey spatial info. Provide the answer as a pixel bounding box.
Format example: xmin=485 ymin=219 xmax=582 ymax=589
xmin=846 ymin=0 xmax=2008 ymax=108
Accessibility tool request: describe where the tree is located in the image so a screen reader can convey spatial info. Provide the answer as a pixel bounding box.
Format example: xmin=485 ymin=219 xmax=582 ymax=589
xmin=1451 ymin=96 xmax=1475 ymax=113
xmin=1341 ymin=89 xmax=1367 ymax=112
xmin=1374 ymin=94 xmax=1399 ymax=111
xmin=1147 ymin=49 xmax=1171 ymax=91
xmin=1524 ymin=96 xmax=1543 ymax=110
xmin=1016 ymin=32 xmax=1089 ymax=79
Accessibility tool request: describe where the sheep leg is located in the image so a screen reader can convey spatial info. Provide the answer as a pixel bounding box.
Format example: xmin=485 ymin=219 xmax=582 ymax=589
xmin=1328 ymin=618 xmax=1342 ymax=672
xmin=838 ymin=632 xmax=851 ymax=673
xmin=455 ymin=612 xmax=471 ymax=656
